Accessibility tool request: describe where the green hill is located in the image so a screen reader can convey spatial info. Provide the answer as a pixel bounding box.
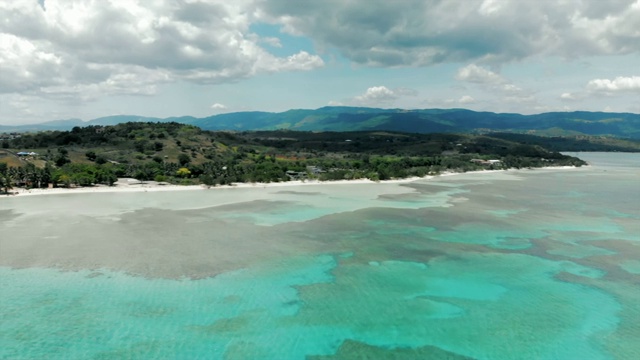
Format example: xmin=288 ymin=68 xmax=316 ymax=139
xmin=1 ymin=122 xmax=588 ymax=192
xmin=191 ymin=108 xmax=640 ymax=138
xmin=3 ymin=107 xmax=639 ymax=139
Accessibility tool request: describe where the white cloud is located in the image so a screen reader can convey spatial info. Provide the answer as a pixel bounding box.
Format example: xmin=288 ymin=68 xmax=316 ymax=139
xmin=261 ymin=36 xmax=283 ymax=48
xmin=560 ymin=92 xmax=588 ymax=101
xmin=0 ymin=0 xmax=323 ymax=98
xmin=332 ymin=85 xmax=415 ymax=107
xmin=210 ymin=103 xmax=227 ymax=110
xmin=2 ymin=1 xmax=638 ymax=122
xmin=557 ymin=75 xmax=639 ymax=108
xmin=459 ymin=95 xmax=476 ymax=104
xmin=394 ymin=87 xmax=419 ymax=97
xmin=456 ymin=65 xmax=505 ymax=85
xmin=259 ymin=0 xmax=640 ymax=66
xmin=479 ymin=0 xmax=506 ymax=16
xmin=338 ymin=85 xmax=418 ymax=108
xmin=275 ymin=51 xmax=324 ymax=71
xmin=501 ymin=84 xmax=523 ymax=93
xmin=456 ymin=64 xmax=537 ymax=105
xmin=587 ymin=76 xmax=640 ymax=93
xmin=354 ymin=86 xmax=398 ymax=105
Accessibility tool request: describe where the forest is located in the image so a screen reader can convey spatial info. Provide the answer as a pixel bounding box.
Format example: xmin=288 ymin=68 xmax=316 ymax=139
xmin=0 ymin=122 xmax=587 ymax=192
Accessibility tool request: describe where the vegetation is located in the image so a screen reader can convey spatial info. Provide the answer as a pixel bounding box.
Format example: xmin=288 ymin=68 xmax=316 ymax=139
xmin=3 ymin=107 xmax=639 ymax=139
xmin=0 ymin=163 xmax=12 ymax=194
xmin=487 ymin=133 xmax=640 ymax=152
xmin=0 ymin=122 xmax=589 ymax=193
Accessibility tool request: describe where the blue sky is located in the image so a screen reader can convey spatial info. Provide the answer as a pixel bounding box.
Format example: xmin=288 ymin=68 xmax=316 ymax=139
xmin=1 ymin=0 xmax=639 ymax=125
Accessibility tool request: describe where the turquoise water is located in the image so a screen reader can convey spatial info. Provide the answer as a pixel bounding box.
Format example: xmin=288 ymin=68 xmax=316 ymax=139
xmin=1 ymin=153 xmax=639 ymax=359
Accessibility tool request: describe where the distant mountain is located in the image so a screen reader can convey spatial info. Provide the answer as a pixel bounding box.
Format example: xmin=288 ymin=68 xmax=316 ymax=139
xmin=2 ymin=107 xmax=639 ymax=138
xmin=88 ymin=115 xmax=165 ymax=126
xmin=191 ymin=108 xmax=640 ymax=138
xmin=0 ymin=115 xmax=164 ymax=133
xmin=0 ymin=118 xmax=85 ymax=133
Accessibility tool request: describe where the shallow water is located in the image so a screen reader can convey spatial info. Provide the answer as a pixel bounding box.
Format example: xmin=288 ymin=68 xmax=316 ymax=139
xmin=1 ymin=152 xmax=638 ymax=359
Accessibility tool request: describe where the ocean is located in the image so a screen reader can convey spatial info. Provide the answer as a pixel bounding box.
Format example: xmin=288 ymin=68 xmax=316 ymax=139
xmin=1 ymin=152 xmax=638 ymax=359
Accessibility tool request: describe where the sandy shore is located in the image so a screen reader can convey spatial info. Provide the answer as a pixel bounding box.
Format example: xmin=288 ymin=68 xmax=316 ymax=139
xmin=0 ymin=164 xmax=593 ymax=280
xmin=2 ymin=166 xmax=583 ymax=197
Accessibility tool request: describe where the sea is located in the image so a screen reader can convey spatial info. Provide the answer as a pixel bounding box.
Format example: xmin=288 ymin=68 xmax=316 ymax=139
xmin=0 ymin=152 xmax=638 ymax=360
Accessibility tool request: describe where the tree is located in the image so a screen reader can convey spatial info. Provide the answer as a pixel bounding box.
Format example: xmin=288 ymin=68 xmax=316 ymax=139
xmin=96 ymin=168 xmax=117 ymax=186
xmin=72 ymin=172 xmax=95 ymax=187
xmin=58 ymin=174 xmax=72 ymax=188
xmin=41 ymin=163 xmax=53 ymax=188
xmin=134 ymin=139 xmax=148 ymax=153
xmin=199 ymin=174 xmax=216 ymax=187
xmin=0 ymin=163 xmax=12 ymax=194
xmin=55 ymin=147 xmax=70 ymax=167
xmin=24 ymin=162 xmax=39 ymax=188
xmin=177 ymin=167 xmax=191 ymax=178
xmin=178 ymin=153 xmax=191 ymax=166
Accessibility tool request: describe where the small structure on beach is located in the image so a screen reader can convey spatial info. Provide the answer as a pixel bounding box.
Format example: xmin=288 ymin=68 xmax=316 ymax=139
xmin=16 ymin=151 xmax=38 ymax=157
xmin=471 ymin=159 xmax=501 ymax=166
xmin=306 ymin=166 xmax=325 ymax=174
xmin=286 ymin=170 xmax=308 ymax=180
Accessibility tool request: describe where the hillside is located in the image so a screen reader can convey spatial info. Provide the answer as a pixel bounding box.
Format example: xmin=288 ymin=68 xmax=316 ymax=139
xmin=0 ymin=122 xmax=586 ymax=192
xmin=2 ymin=107 xmax=639 ymax=139
xmin=191 ymin=108 xmax=640 ymax=138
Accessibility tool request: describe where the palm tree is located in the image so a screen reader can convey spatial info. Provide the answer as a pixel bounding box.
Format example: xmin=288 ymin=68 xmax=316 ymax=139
xmin=0 ymin=163 xmax=12 ymax=194
xmin=24 ymin=162 xmax=38 ymax=188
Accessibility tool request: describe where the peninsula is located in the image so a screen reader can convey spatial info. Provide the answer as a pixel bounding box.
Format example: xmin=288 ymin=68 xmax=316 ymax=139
xmin=0 ymin=122 xmax=591 ymax=194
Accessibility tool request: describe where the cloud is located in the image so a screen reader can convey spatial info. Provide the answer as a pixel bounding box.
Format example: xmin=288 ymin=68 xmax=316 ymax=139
xmin=331 ymin=85 xmax=417 ymax=107
xmin=0 ymin=0 xmax=323 ymax=99
xmin=501 ymin=84 xmax=523 ymax=93
xmin=587 ymin=76 xmax=640 ymax=93
xmin=458 ymin=95 xmax=476 ymax=104
xmin=456 ymin=64 xmax=505 ymax=84
xmin=354 ymin=86 xmax=398 ymax=105
xmin=276 ymin=51 xmax=324 ymax=71
xmin=456 ymin=64 xmax=535 ymax=104
xmin=425 ymin=95 xmax=476 ymax=107
xmin=560 ymin=75 xmax=640 ymax=104
xmin=560 ymin=92 xmax=587 ymax=101
xmin=261 ymin=36 xmax=283 ymax=48
xmin=452 ymin=63 xmax=548 ymax=111
xmin=455 ymin=64 xmax=539 ymax=106
xmin=394 ymin=87 xmax=419 ymax=97
xmin=259 ymin=0 xmax=640 ymax=66
xmin=210 ymin=103 xmax=228 ymax=110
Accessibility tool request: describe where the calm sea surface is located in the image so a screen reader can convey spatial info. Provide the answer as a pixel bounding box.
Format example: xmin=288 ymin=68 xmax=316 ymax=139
xmin=1 ymin=152 xmax=638 ymax=359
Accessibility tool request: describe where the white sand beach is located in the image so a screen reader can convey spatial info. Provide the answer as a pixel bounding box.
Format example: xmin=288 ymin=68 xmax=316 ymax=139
xmin=3 ymin=166 xmax=583 ymax=198
xmin=3 ymin=176 xmax=426 ymax=197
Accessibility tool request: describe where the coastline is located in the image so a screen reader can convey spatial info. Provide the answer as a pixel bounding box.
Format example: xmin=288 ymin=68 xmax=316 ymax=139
xmin=2 ymin=165 xmax=582 ymax=198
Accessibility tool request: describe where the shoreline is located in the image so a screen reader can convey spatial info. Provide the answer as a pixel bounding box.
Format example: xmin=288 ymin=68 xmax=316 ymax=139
xmin=2 ymin=165 xmax=583 ymax=198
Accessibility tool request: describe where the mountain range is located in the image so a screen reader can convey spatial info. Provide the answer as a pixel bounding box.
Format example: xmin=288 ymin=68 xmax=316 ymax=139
xmin=2 ymin=107 xmax=639 ymax=139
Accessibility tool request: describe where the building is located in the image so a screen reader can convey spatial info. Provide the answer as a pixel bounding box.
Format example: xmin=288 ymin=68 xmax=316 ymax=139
xmin=471 ymin=159 xmax=501 ymax=166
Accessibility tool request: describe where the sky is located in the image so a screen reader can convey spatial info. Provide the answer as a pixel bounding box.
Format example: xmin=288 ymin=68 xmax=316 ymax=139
xmin=1 ymin=0 xmax=639 ymax=125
